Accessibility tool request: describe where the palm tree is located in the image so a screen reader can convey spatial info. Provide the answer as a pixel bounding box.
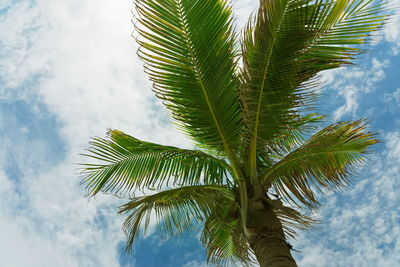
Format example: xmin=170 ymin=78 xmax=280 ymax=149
xmin=80 ymin=0 xmax=386 ymax=266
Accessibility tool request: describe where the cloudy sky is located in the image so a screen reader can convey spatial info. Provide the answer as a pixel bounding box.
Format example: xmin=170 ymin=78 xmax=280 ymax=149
xmin=1 ymin=0 xmax=399 ymax=266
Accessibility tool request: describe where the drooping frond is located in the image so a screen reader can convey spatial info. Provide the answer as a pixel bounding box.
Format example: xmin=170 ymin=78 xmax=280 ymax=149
xmin=265 ymin=199 xmax=318 ymax=239
xmin=135 ymin=0 xmax=243 ymax=155
xmin=118 ymin=185 xmax=234 ymax=251
xmin=262 ymin=120 xmax=377 ymax=208
xmin=81 ymin=130 xmax=231 ymax=196
xmin=241 ymin=0 xmax=385 ymax=165
xmin=201 ymin=197 xmax=254 ymax=266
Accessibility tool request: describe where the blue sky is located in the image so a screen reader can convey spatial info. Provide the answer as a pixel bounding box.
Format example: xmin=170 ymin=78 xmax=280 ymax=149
xmin=0 ymin=0 xmax=399 ymax=266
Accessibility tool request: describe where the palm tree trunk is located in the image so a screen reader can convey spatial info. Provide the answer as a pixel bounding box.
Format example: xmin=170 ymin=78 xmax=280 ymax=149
xmin=247 ymin=200 xmax=297 ymax=267
xmin=249 ymin=228 xmax=297 ymax=267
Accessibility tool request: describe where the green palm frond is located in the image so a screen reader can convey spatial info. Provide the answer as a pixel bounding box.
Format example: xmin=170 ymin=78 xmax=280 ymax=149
xmin=201 ymin=198 xmax=254 ymax=266
xmin=263 ymin=113 xmax=325 ymax=158
xmin=254 ymin=114 xmax=324 ymax=180
xmin=241 ymin=0 xmax=385 ymax=169
xmin=118 ymin=185 xmax=234 ymax=251
xmin=135 ymin=0 xmax=243 ymax=156
xmin=262 ymin=120 xmax=377 ymax=208
xmin=81 ymin=130 xmax=231 ymax=196
xmin=78 ymin=0 xmax=388 ymax=264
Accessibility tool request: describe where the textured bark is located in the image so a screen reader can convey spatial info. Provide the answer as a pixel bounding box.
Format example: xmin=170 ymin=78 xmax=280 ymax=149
xmin=249 ymin=228 xmax=297 ymax=267
xmin=247 ymin=200 xmax=297 ymax=267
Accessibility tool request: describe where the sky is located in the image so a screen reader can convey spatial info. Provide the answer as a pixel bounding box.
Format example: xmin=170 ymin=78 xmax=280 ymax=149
xmin=0 ymin=0 xmax=399 ymax=266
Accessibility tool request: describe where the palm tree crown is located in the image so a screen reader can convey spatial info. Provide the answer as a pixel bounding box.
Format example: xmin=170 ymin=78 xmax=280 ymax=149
xmin=80 ymin=0 xmax=386 ymax=265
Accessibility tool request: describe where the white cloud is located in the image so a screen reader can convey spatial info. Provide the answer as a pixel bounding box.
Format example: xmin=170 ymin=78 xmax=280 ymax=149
xmin=333 ymin=85 xmax=359 ymax=120
xmin=383 ymin=0 xmax=400 ymax=54
xmin=0 ymin=0 xmax=190 ymax=147
xmin=384 ymin=87 xmax=400 ymax=104
xmin=327 ymin=57 xmax=389 ymax=120
xmin=182 ymin=260 xmax=207 ymax=267
xmin=384 ymin=131 xmax=400 ymax=161
xmin=233 ymin=0 xmax=258 ymax=28
xmin=0 ymin=165 xmax=124 ymax=267
xmin=0 ymin=1 xmax=50 ymax=95
xmin=0 ymin=121 xmax=126 ymax=265
xmin=0 ymin=0 xmax=191 ymax=266
xmin=0 ymin=0 xmax=12 ymax=10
